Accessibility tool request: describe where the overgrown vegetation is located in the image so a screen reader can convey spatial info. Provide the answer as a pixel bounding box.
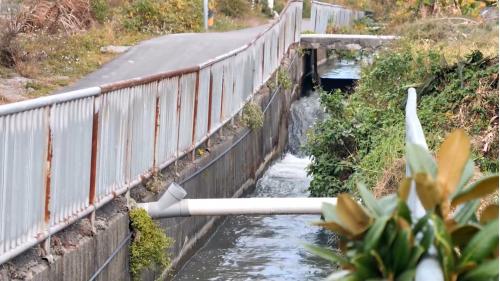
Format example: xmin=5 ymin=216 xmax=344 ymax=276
xmin=307 ymin=41 xmax=498 ymax=197
xmin=129 ymin=208 xmax=173 ymax=281
xmin=277 ymin=67 xmax=292 ymax=91
xmin=306 ymin=130 xmax=499 ymax=281
xmin=216 ymin=0 xmax=250 ymax=18
xmin=121 ymin=0 xmax=202 ymax=34
xmin=242 ymin=101 xmax=264 ymax=130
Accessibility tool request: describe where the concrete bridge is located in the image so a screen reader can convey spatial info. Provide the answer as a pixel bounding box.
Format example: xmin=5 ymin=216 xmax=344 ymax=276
xmin=0 ymin=1 xmax=438 ymax=280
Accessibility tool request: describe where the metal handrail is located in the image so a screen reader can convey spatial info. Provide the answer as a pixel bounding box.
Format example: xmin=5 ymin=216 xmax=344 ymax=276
xmin=310 ymin=0 xmax=365 ymax=33
xmin=0 ymin=1 xmax=303 ymax=265
xmin=405 ymin=88 xmax=444 ymax=281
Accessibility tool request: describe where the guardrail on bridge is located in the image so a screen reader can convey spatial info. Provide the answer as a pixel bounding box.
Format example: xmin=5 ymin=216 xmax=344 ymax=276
xmin=310 ymin=0 xmax=364 ymax=33
xmin=0 ymin=1 xmax=302 ymax=265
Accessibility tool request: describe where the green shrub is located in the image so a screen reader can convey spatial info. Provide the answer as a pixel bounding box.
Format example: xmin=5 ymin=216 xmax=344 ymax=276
xmin=277 ymin=68 xmax=292 ymax=91
xmin=216 ymin=0 xmax=250 ymax=18
xmin=129 ymin=208 xmax=173 ymax=281
xmin=273 ymin=0 xmax=286 ymax=14
xmin=242 ymin=102 xmax=264 ymax=130
xmin=121 ymin=0 xmax=203 ymax=34
xmin=306 ymin=48 xmax=498 ymax=197
xmin=307 ymin=130 xmax=499 ymax=281
xmin=259 ymin=0 xmax=274 ymax=17
xmin=90 ymin=0 xmax=109 ymax=23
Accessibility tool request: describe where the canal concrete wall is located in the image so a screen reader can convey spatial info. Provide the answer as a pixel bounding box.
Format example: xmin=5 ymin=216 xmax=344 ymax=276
xmin=4 ymin=48 xmax=304 ymax=281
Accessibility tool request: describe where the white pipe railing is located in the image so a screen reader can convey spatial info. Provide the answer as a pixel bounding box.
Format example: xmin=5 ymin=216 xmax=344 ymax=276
xmin=405 ymin=88 xmax=444 ymax=281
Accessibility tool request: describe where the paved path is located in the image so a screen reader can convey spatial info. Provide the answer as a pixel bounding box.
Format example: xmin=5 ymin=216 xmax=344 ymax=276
xmin=64 ymin=25 xmax=269 ymax=91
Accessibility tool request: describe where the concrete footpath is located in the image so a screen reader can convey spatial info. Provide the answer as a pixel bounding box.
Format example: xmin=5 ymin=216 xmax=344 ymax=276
xmin=64 ymin=25 xmax=268 ymax=91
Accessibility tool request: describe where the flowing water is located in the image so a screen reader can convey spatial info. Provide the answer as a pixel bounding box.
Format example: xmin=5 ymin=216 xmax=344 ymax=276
xmin=174 ymin=60 xmax=351 ymax=281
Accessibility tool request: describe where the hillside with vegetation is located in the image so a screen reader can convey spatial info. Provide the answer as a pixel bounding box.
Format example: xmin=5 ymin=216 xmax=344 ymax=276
xmin=305 ymin=0 xmax=498 ymax=199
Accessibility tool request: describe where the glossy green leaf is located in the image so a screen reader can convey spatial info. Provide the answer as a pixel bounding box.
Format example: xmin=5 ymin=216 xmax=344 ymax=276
xmin=392 ymin=227 xmax=412 ymax=274
xmin=322 ymin=202 xmax=340 ymax=223
xmin=451 ymin=224 xmax=481 ymax=249
xmin=431 ymin=214 xmax=454 ymax=281
xmin=461 ymin=258 xmax=499 ymax=281
xmin=407 ymin=246 xmax=425 ymax=268
xmin=364 ymin=216 xmax=390 ymax=252
xmin=395 ymin=200 xmax=412 ymax=224
xmin=420 ymin=223 xmax=434 ymax=252
xmin=370 ymin=250 xmax=387 ymax=277
xmin=460 ymin=219 xmax=499 ymax=266
xmin=352 ymin=253 xmax=378 ymax=280
xmin=303 ymin=244 xmax=350 ymax=266
xmin=454 ymin=200 xmax=480 ymax=224
xmin=377 ymin=194 xmax=398 ymax=216
xmin=396 ymin=269 xmax=416 ymax=281
xmin=454 ymin=159 xmax=474 ymax=195
xmin=452 ymin=175 xmax=499 ymax=207
xmin=406 ymin=143 xmax=437 ymax=177
xmin=357 ymin=182 xmax=383 ymax=216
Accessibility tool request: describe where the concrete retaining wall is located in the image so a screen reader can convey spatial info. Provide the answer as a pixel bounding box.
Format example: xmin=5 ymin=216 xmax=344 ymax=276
xmin=4 ymin=49 xmax=304 ymax=281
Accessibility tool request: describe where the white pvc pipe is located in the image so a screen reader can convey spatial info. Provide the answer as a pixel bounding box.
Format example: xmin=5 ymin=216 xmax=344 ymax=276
xmin=405 ymin=88 xmax=444 ymax=281
xmin=140 ymin=197 xmax=337 ymax=218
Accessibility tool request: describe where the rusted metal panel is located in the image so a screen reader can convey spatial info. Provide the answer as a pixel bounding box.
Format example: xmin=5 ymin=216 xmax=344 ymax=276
xmin=194 ymin=68 xmax=210 ymax=143
xmin=49 ymin=98 xmax=93 ymax=226
xmin=129 ymin=84 xmax=156 ymax=181
xmin=209 ymin=62 xmax=224 ymax=133
xmin=156 ymin=77 xmax=179 ymax=168
xmin=177 ymin=73 xmax=197 ymax=153
xmin=221 ymin=59 xmax=234 ymax=122
xmin=95 ymin=89 xmax=131 ymax=202
xmin=0 ymin=109 xmax=47 ymax=258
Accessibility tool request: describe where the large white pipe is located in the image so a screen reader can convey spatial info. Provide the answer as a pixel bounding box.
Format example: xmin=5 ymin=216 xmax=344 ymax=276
xmin=141 ymin=198 xmax=337 ymax=219
xmin=138 ymin=183 xmax=336 ymax=218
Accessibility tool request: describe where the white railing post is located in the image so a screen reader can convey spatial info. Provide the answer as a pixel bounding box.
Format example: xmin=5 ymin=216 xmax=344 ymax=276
xmin=405 ymin=88 xmax=444 ymax=281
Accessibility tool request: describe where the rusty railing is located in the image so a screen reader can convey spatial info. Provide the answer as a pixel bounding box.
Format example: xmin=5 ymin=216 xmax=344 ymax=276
xmin=0 ymin=1 xmax=303 ymax=265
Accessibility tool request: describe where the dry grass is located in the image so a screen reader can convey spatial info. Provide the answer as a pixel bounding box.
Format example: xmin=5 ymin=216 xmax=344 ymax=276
xmin=18 ymin=0 xmax=93 ymax=33
xmin=373 ymin=157 xmax=405 ymax=198
xmin=391 ymin=19 xmax=499 ymax=64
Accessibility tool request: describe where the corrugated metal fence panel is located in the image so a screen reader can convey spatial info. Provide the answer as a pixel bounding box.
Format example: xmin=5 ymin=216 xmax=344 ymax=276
xmin=49 ymin=98 xmax=93 ymax=226
xmin=312 ymin=1 xmax=364 ymax=33
xmin=177 ymin=73 xmax=197 ymax=153
xmin=156 ymin=77 xmax=179 ymax=167
xmin=129 ymin=84 xmax=156 ymax=180
xmin=209 ymin=62 xmax=223 ymax=133
xmin=195 ymin=67 xmax=210 ymax=143
xmin=0 ymin=109 xmax=47 ymax=257
xmin=243 ymin=48 xmax=255 ymax=102
xmin=232 ymin=53 xmax=244 ymax=116
xmin=263 ymin=33 xmax=272 ymax=82
xmin=221 ymin=59 xmax=234 ymax=122
xmin=96 ymin=90 xmax=131 ymax=202
xmin=253 ymin=38 xmax=264 ymax=92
